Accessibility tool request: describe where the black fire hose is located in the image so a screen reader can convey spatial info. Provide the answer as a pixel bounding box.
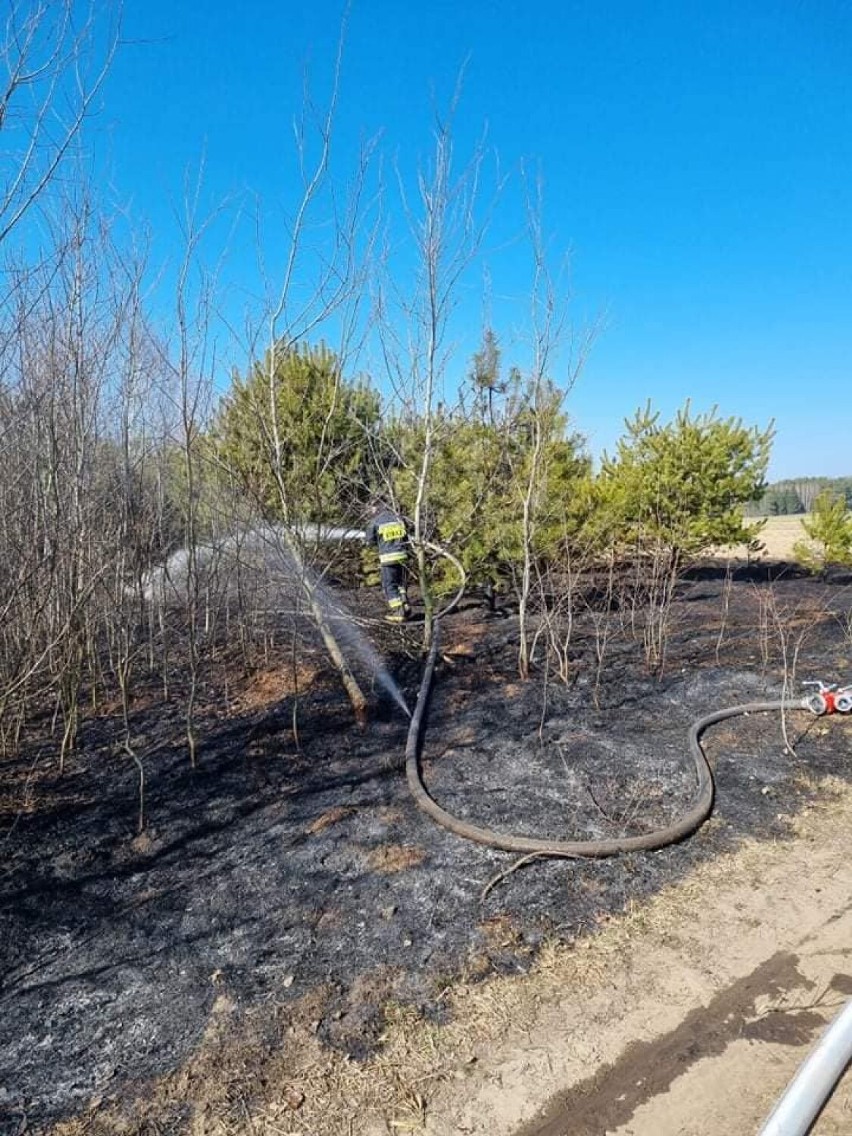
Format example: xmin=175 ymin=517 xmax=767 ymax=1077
xmin=405 ymin=621 xmax=813 ymax=858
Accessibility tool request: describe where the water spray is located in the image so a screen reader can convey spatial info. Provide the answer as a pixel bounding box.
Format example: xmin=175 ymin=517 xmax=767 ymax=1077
xmin=376 ymin=668 xmax=411 ymax=719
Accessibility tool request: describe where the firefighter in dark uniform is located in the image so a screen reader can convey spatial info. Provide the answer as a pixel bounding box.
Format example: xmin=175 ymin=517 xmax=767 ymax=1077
xmin=365 ymin=505 xmax=412 ymax=622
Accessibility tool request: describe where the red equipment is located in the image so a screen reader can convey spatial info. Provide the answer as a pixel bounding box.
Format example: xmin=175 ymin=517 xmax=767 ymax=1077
xmin=803 ymin=681 xmax=852 ymax=715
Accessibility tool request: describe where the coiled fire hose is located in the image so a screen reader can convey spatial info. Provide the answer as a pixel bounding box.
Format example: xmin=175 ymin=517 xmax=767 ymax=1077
xmin=421 ymin=540 xmax=466 ymax=622
xmin=405 ymin=620 xmax=843 ymax=858
xmin=404 ymin=622 xmax=852 ymax=1129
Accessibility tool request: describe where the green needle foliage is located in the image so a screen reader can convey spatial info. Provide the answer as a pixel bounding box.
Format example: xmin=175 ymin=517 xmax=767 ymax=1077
xmin=215 ymin=342 xmax=381 ymax=525
xmin=591 ymin=401 xmax=773 ymax=569
xmin=390 ymin=345 xmax=589 ymax=594
xmin=794 ymin=491 xmax=852 ymax=574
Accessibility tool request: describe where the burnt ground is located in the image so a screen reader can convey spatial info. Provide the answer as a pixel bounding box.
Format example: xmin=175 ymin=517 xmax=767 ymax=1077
xmin=2 ymin=564 xmax=852 ymax=1133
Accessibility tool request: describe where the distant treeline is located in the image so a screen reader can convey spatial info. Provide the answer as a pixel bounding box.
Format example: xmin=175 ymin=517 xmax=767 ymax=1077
xmin=746 ymin=477 xmax=852 ymax=516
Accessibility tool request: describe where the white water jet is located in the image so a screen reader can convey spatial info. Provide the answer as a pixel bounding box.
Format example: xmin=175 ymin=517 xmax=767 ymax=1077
xmin=136 ymin=524 xmax=410 ymax=718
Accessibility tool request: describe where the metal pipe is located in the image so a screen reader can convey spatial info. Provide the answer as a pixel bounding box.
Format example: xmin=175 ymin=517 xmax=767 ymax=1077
xmin=758 ymin=998 xmax=852 ymax=1136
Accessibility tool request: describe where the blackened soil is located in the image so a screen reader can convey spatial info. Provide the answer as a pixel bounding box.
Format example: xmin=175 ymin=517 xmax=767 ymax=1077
xmin=2 ymin=566 xmax=852 ymax=1132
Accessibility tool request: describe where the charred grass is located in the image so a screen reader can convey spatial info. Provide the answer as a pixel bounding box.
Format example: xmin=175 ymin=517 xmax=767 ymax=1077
xmin=2 ymin=563 xmax=852 ymax=1133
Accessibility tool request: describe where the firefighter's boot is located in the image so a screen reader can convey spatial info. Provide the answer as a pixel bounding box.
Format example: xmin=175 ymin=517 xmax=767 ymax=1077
xmin=400 ymin=588 xmax=412 ymax=621
xmin=385 ymin=597 xmax=406 ymax=623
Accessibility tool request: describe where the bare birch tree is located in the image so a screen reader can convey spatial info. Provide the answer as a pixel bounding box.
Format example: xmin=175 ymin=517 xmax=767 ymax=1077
xmin=221 ymin=26 xmax=380 ymax=722
xmin=514 ymin=172 xmax=593 ymax=678
xmin=0 ymin=0 xmax=119 ymax=250
xmin=377 ymin=92 xmax=492 ymax=648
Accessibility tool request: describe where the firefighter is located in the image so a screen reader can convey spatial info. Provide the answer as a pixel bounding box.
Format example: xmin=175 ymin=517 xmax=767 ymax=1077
xmin=365 ymin=503 xmax=412 ymax=623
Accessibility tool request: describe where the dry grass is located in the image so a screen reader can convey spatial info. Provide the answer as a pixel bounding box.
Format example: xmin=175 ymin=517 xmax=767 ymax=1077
xmin=233 ymin=663 xmax=320 ymax=712
xmin=307 ymin=805 xmax=354 ymax=835
xmin=714 ymin=515 xmax=809 ymax=561
xmin=366 ymin=844 xmax=426 ymax=874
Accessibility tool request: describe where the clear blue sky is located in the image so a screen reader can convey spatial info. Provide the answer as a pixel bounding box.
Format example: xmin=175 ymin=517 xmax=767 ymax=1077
xmin=94 ymin=0 xmax=852 ymax=480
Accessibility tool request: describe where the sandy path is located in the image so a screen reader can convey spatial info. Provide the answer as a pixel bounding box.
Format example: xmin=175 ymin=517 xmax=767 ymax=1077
xmin=424 ymin=785 xmax=852 ymax=1136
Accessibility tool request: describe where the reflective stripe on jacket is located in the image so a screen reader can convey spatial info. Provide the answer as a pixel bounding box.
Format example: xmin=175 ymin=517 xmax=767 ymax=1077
xmin=366 ymin=510 xmax=409 ymax=564
xmin=379 ymin=549 xmax=407 ymax=565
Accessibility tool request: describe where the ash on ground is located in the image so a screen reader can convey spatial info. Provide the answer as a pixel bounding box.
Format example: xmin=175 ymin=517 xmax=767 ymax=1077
xmin=2 ymin=566 xmax=852 ymax=1132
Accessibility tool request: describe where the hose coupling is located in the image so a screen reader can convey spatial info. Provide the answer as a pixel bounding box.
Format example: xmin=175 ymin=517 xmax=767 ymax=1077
xmin=802 ymin=681 xmax=852 ymax=715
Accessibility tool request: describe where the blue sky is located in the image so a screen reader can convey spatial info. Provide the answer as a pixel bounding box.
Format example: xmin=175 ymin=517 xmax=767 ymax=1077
xmin=91 ymin=0 xmax=852 ymax=480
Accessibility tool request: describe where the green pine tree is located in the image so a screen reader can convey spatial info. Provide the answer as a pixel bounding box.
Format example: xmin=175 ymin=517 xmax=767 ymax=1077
xmin=794 ymin=491 xmax=852 ymax=574
xmin=215 ymin=342 xmax=381 ymax=525
xmin=591 ymin=401 xmax=774 ymax=569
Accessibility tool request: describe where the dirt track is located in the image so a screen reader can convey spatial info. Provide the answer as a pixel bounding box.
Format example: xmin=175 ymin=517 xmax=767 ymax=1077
xmin=430 ymin=782 xmax=852 ymax=1136
xmin=1 ymin=563 xmax=852 ymax=1134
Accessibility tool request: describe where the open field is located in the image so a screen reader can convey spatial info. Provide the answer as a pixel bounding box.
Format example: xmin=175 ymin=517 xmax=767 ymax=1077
xmin=717 ymin=514 xmax=809 ymax=561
